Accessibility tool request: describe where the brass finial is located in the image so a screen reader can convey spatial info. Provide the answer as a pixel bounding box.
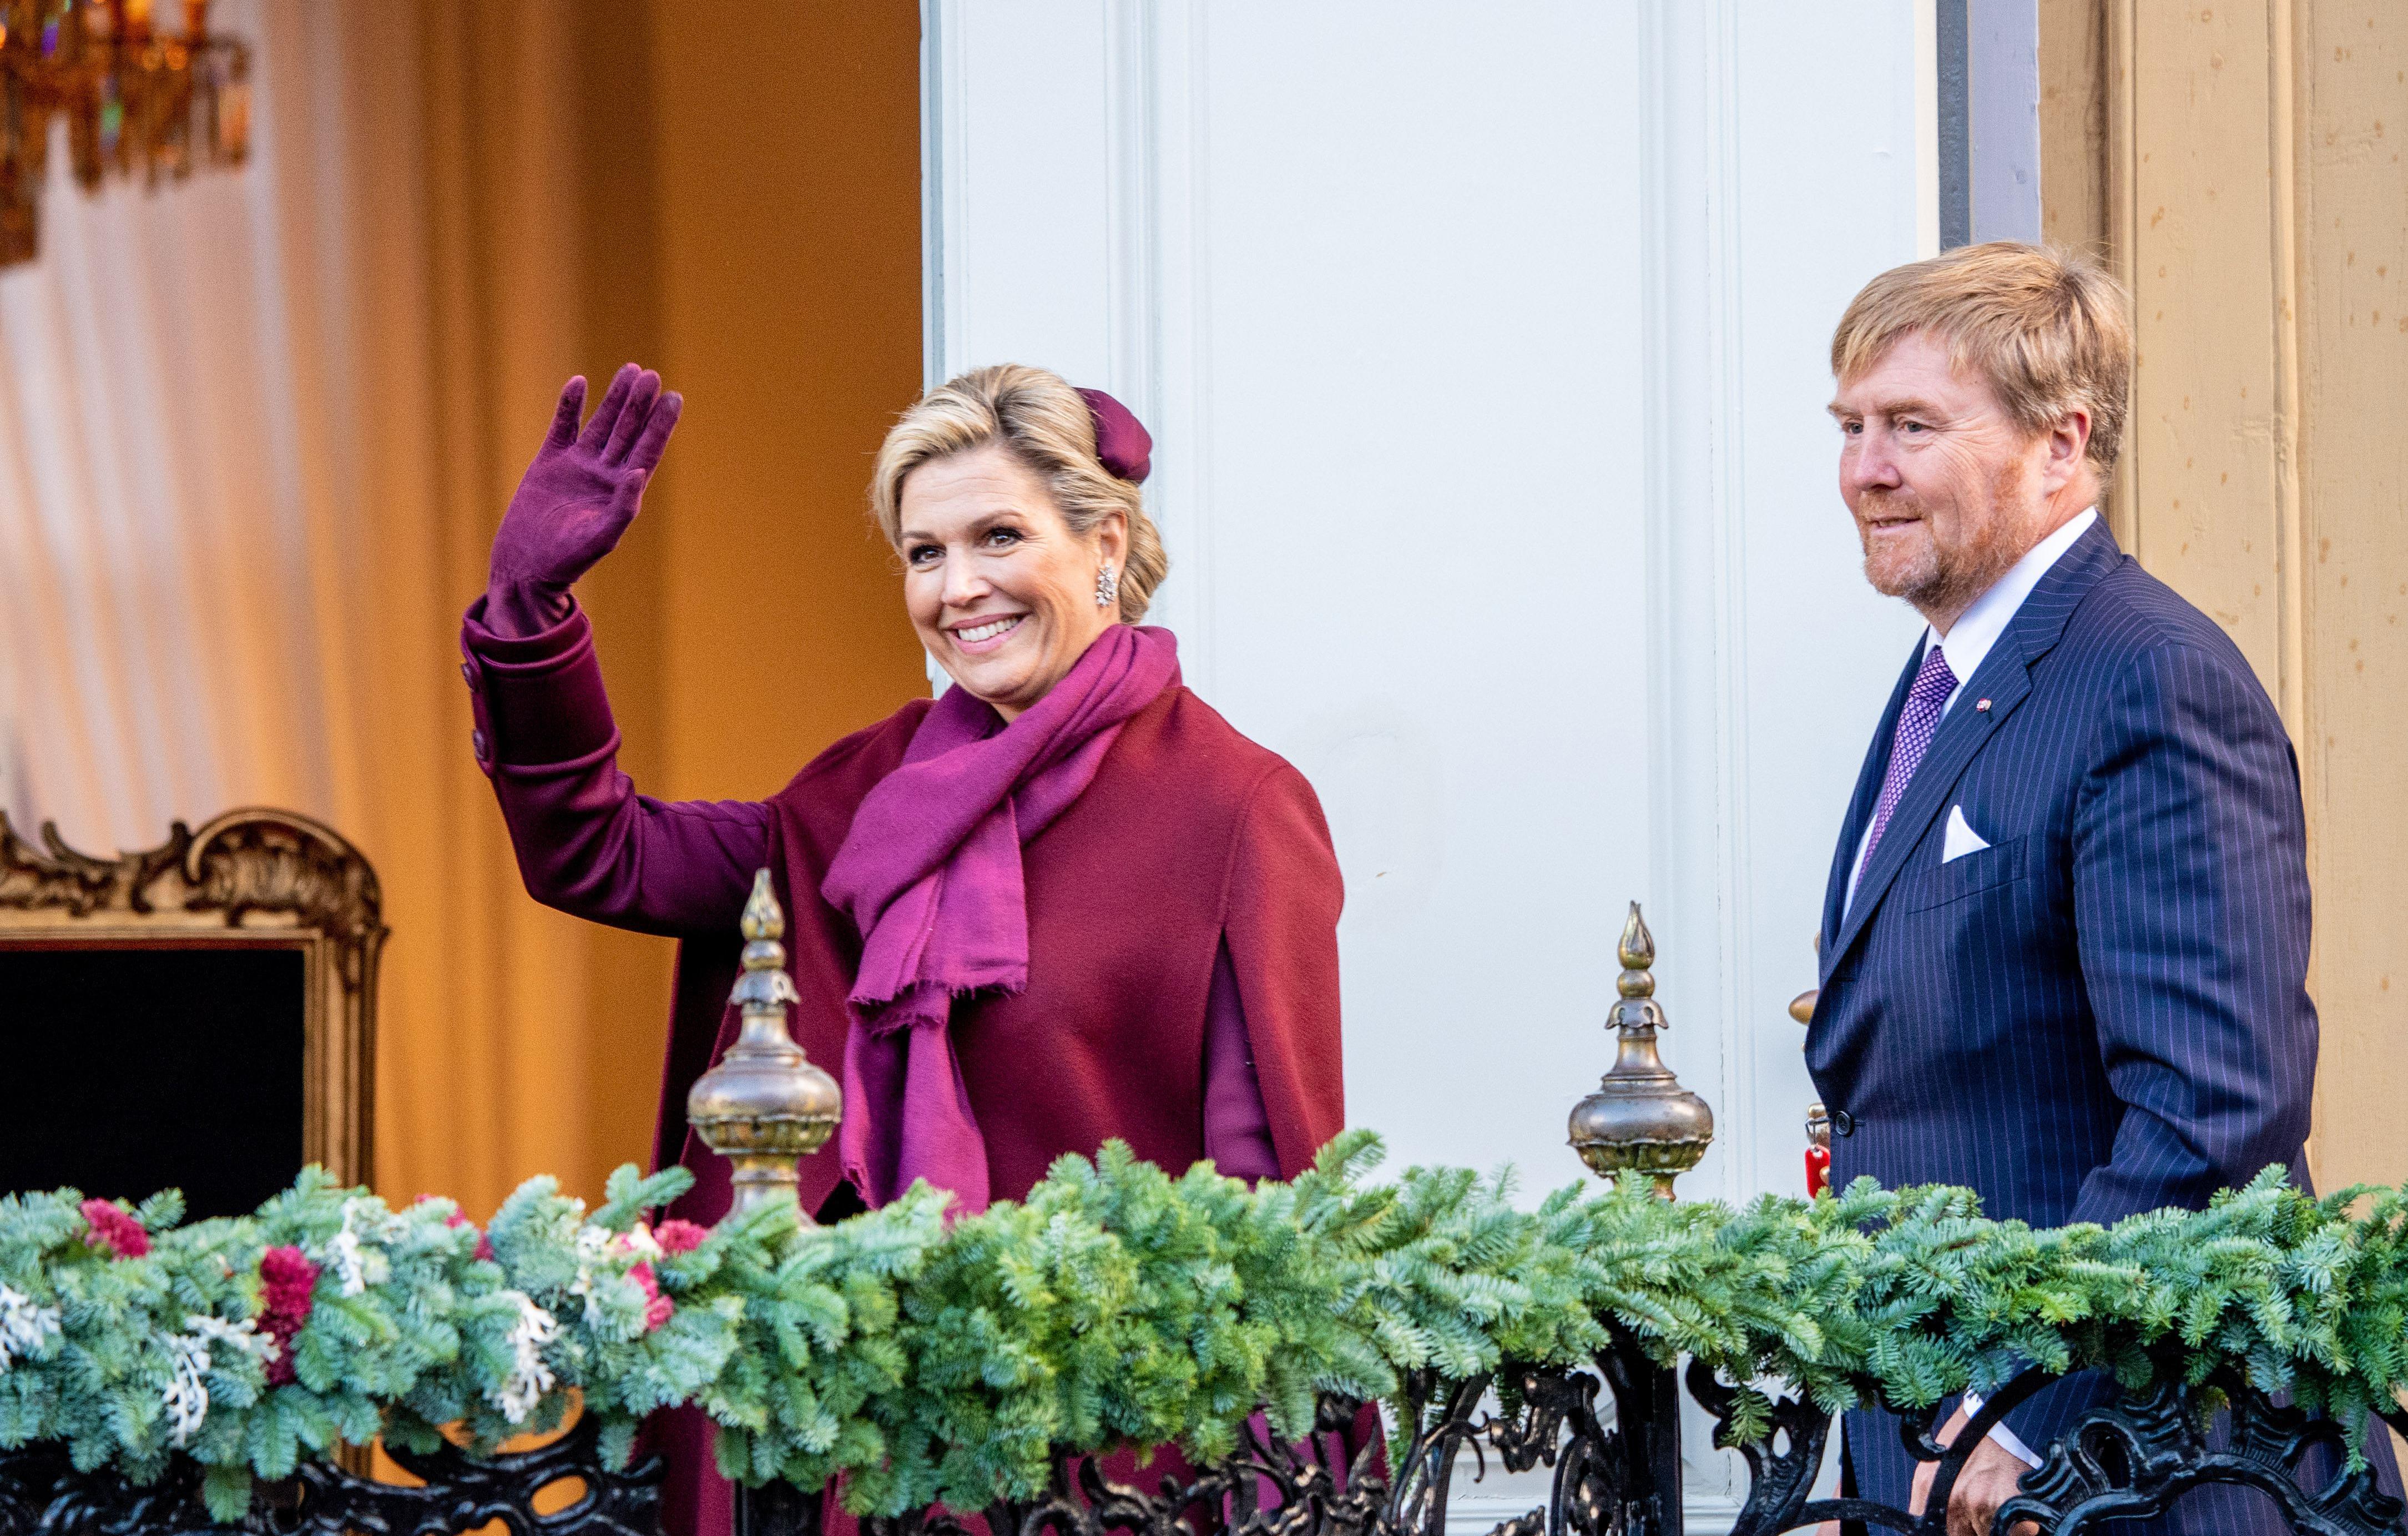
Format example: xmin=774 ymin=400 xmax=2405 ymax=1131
xmin=1567 ymin=903 xmax=1715 ymax=1198
xmin=1618 ymin=907 xmax=1655 ymax=995
xmin=685 ymin=870 xmax=843 ymax=1221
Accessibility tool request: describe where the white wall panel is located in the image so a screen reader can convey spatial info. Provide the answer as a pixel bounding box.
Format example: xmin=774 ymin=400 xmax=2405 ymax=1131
xmin=1707 ymin=1 xmax=1936 ymax=1208
xmin=924 ymin=0 xmax=1927 ymax=1228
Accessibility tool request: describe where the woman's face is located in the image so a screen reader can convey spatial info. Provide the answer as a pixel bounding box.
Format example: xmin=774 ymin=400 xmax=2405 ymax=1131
xmin=899 ymin=444 xmax=1128 ymax=721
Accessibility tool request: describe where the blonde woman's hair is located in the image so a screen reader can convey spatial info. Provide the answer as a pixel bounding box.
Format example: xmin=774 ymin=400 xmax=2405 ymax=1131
xmin=1831 ymin=241 xmax=2133 ymax=481
xmin=869 ymin=363 xmax=1167 ymax=623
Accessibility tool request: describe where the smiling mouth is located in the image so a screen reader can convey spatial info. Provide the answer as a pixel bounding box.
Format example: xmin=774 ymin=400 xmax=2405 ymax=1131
xmin=952 ymin=615 xmax=1026 ymax=647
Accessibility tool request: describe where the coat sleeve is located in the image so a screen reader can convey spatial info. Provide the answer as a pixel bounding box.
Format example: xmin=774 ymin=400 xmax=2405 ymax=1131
xmin=2064 ymin=639 xmax=2318 ymax=1225
xmin=1219 ymin=762 xmax=1347 ymax=1180
xmin=462 ymin=597 xmax=766 ymax=936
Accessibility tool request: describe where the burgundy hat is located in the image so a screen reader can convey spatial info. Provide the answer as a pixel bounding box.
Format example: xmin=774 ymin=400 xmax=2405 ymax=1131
xmin=1076 ymin=387 xmax=1153 ymax=484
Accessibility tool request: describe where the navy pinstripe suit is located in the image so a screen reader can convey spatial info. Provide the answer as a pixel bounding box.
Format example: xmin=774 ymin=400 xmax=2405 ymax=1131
xmin=1807 ymin=519 xmax=2395 ymax=1531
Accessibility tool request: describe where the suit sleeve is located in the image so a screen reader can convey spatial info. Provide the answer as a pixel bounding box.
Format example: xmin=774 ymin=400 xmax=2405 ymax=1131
xmin=1220 ymin=763 xmax=1348 ymax=1180
xmin=462 ymin=597 xmax=766 ymax=936
xmin=2064 ymin=640 xmax=2316 ymax=1224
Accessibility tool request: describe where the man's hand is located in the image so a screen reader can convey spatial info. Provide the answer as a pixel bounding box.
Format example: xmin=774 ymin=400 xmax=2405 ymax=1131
xmin=1907 ymin=1404 xmax=2038 ymax=1536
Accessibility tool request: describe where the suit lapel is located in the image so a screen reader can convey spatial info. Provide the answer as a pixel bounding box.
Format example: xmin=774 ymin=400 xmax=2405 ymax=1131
xmin=1823 ymin=519 xmax=2126 ymax=975
xmin=2006 ymin=517 xmax=2124 ymax=668
xmin=1827 ymin=649 xmax=2031 ymax=965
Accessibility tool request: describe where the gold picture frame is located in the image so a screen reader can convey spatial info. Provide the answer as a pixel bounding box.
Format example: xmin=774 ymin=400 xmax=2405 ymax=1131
xmin=0 ymin=808 xmax=384 ymax=1189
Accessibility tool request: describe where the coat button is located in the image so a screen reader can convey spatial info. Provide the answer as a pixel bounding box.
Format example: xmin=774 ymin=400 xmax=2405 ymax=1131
xmin=461 ymin=661 xmax=477 ymax=686
xmin=470 ymin=728 xmax=489 ymax=763
xmin=1829 ymin=1109 xmax=1857 ymax=1137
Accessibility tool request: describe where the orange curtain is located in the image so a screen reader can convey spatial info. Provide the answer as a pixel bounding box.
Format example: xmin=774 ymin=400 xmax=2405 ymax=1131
xmin=0 ymin=0 xmax=926 ymax=1217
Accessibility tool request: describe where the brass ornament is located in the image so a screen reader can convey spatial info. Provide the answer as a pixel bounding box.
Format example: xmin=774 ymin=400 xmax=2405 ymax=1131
xmin=685 ymin=869 xmax=842 ymax=1221
xmin=1567 ymin=902 xmax=1714 ymax=1198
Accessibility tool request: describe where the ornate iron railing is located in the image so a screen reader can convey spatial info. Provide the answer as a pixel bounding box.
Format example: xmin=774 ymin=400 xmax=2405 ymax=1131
xmin=6 ymin=1343 xmax=2397 ymax=1536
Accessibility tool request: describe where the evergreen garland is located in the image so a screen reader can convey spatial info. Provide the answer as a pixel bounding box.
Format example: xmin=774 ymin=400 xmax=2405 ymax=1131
xmin=1 ymin=1133 xmax=2404 ymax=1523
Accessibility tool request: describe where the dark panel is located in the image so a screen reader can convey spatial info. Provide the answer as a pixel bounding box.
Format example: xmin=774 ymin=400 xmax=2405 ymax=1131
xmin=0 ymin=948 xmax=305 ymax=1220
xmin=1938 ymin=0 xmax=1972 ymax=249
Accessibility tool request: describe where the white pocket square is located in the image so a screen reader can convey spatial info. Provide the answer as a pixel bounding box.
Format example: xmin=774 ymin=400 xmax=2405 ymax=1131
xmin=1942 ymin=804 xmax=1992 ymax=863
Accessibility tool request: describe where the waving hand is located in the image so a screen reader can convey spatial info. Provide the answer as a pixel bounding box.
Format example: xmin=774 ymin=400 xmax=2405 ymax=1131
xmin=484 ymin=364 xmax=681 ymax=634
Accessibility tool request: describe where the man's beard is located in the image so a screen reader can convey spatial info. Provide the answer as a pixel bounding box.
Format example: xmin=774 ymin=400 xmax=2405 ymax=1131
xmin=1858 ymin=462 xmax=2037 ymax=619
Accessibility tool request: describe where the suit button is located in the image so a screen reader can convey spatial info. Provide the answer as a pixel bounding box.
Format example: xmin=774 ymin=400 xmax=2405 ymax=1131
xmin=461 ymin=661 xmax=477 ymax=686
xmin=470 ymin=728 xmax=489 ymax=763
xmin=1830 ymin=1109 xmax=1857 ymax=1137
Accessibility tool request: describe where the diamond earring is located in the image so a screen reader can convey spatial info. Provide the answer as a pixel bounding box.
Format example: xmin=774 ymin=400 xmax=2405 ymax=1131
xmin=1095 ymin=564 xmax=1119 ymax=609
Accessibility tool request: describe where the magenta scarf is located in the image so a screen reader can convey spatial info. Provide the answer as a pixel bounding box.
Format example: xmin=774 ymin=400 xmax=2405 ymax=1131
xmin=819 ymin=624 xmax=1181 ymax=1214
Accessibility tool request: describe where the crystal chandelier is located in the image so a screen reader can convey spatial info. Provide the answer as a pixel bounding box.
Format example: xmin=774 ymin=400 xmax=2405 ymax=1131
xmin=0 ymin=0 xmax=251 ymax=267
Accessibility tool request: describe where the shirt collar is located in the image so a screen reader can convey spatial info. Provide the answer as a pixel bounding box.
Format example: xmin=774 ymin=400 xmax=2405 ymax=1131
xmin=1921 ymin=508 xmax=2098 ymax=684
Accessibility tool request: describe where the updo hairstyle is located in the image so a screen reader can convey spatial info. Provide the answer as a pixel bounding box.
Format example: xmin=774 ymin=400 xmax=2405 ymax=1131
xmin=869 ymin=363 xmax=1167 ymax=623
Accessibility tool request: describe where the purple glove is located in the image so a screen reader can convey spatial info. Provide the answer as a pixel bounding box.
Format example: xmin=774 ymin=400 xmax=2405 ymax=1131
xmin=483 ymin=364 xmax=682 ymax=636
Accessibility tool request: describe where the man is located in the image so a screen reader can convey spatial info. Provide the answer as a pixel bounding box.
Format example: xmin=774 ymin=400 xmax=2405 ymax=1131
xmin=1807 ymin=243 xmax=2383 ymax=1535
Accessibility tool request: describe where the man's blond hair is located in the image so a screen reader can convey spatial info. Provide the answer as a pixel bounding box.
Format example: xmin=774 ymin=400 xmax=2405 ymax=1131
xmin=1831 ymin=241 xmax=2133 ymax=480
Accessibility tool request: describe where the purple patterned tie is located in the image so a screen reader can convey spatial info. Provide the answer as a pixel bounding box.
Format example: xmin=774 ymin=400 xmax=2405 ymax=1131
xmin=1862 ymin=645 xmax=1958 ymax=865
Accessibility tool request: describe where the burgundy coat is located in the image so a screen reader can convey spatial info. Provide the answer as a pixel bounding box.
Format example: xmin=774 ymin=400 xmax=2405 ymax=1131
xmin=460 ymin=603 xmax=1347 ymax=1217
xmin=462 ymin=603 xmax=1356 ymax=1536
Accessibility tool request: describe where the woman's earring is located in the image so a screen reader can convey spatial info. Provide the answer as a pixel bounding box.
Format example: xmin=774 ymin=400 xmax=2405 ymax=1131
xmin=1096 ymin=564 xmax=1119 ymax=609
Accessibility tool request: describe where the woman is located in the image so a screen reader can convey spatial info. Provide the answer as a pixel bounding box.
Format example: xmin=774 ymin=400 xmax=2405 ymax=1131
xmin=461 ymin=361 xmax=1349 ymax=1532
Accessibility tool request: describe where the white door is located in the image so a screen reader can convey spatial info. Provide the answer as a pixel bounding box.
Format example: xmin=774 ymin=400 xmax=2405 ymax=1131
xmin=921 ymin=0 xmax=1931 ymax=1218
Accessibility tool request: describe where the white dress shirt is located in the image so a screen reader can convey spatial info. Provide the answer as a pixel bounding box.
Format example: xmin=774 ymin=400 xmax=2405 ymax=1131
xmin=1837 ymin=508 xmax=2096 ymax=1468
xmin=1844 ymin=508 xmax=2097 ymax=913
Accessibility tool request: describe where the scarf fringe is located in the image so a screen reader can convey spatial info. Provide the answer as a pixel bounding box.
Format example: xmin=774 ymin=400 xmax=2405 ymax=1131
xmin=851 ymin=976 xmax=1031 ymax=1036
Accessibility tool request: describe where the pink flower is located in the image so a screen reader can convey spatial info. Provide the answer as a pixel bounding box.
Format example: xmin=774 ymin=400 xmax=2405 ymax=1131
xmin=259 ymin=1246 xmax=318 ymax=1315
xmin=79 ymin=1200 xmax=149 ymax=1259
xmin=628 ymin=1261 xmax=673 ymax=1332
xmin=257 ymin=1246 xmax=319 ymax=1386
xmin=654 ymin=1219 xmax=708 ymax=1256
